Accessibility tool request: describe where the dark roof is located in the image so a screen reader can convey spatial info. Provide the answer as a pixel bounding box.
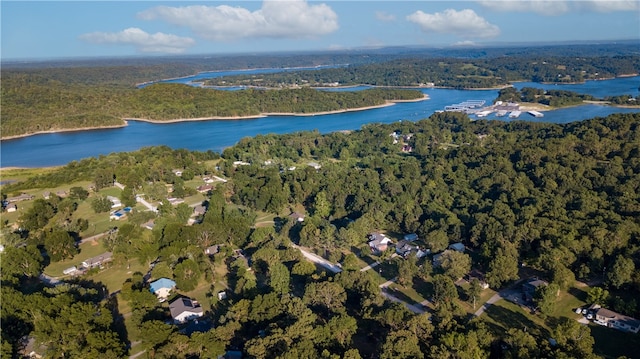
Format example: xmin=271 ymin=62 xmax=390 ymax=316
xmin=169 ymin=297 xmax=203 ymax=318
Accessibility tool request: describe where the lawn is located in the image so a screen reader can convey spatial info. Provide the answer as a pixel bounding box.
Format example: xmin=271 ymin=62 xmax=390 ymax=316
xmin=254 ymin=212 xmax=276 ymax=228
xmin=44 ymin=239 xmax=110 ymax=276
xmin=481 ymin=298 xmax=551 ymax=338
xmin=87 ymin=257 xmax=148 ymax=294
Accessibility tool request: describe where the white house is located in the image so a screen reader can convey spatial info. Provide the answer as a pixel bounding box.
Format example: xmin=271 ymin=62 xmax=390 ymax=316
xmin=169 ymin=297 xmax=203 ymax=323
xmin=106 ymin=196 xmax=122 ymax=208
xmin=149 ymin=278 xmax=177 ymax=300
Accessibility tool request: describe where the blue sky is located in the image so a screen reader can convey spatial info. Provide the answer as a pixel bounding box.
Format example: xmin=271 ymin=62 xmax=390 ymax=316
xmin=2 ymin=1 xmax=639 ymax=60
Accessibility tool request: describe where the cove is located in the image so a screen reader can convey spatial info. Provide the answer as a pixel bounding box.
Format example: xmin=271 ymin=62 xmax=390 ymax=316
xmin=2 ymin=76 xmax=639 ymax=168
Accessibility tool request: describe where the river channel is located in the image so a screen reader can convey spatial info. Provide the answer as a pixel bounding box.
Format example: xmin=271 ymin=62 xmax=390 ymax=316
xmin=1 ymin=71 xmax=638 ymax=168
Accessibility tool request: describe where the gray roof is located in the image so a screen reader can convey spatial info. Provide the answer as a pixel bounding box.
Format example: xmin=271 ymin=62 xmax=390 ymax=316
xmin=169 ymin=297 xmax=203 ymax=318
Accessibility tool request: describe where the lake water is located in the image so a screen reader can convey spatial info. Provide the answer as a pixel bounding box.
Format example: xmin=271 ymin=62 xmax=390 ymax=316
xmin=2 ymin=74 xmax=639 ymax=168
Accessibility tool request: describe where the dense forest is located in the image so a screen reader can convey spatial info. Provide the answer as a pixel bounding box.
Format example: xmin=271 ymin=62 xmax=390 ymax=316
xmin=0 ymin=77 xmax=422 ymax=138
xmin=2 ymin=112 xmax=640 ymax=358
xmin=2 ymin=42 xmax=639 ymax=139
xmin=200 ymin=55 xmax=640 ymax=89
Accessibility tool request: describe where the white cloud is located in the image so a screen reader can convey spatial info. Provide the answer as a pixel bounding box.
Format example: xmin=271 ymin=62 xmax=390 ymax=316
xmin=452 ymin=40 xmax=478 ymax=47
xmin=477 ymin=0 xmax=569 ymax=15
xmin=407 ymin=9 xmax=500 ymax=38
xmin=375 ymin=11 xmax=396 ymax=22
xmin=80 ymin=27 xmax=195 ymax=54
xmin=578 ymin=0 xmax=640 ymax=12
xmin=138 ymin=0 xmax=338 ymax=41
xmin=477 ymin=0 xmax=638 ymax=15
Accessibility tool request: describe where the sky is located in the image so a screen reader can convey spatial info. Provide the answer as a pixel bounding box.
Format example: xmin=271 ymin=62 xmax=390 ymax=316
xmin=2 ymin=0 xmax=639 ymax=60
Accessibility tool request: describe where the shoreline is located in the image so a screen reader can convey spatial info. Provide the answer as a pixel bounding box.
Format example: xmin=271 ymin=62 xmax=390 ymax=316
xmin=0 ymin=123 xmax=128 ymax=141
xmin=1 ymin=95 xmax=429 ymax=140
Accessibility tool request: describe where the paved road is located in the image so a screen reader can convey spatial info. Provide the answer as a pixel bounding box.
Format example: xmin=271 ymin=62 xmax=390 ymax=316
xmin=360 ymin=253 xmax=399 ymax=272
xmin=292 ymin=244 xmax=342 ymax=273
xmin=473 ymin=281 xmax=525 ymax=317
xmin=381 ymin=291 xmax=427 ymax=314
xmin=135 ymin=195 xmax=158 ymax=212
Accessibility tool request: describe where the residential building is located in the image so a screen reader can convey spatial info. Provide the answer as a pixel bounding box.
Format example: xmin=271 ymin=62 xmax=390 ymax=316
xmin=196 ymin=184 xmax=213 ymax=193
xmin=403 ymin=233 xmax=418 ymax=242
xmin=81 ymin=252 xmax=113 ymax=268
xmin=595 ymin=308 xmax=640 ymax=333
xmin=448 ymin=242 xmax=465 ymax=252
xmin=368 ymin=232 xmax=392 ymax=253
xmin=150 ymin=278 xmax=177 ymax=300
xmin=169 ymin=297 xmax=204 ymax=324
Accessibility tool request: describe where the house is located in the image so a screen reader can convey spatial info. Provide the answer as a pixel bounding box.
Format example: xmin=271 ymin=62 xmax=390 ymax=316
xmin=150 ymin=278 xmax=177 ymax=300
xmin=172 ymin=169 xmax=183 ymax=177
xmin=401 ymin=144 xmax=413 ymax=153
xmin=522 ymin=278 xmax=548 ymax=301
xmin=43 ymin=191 xmax=51 ymax=199
xmin=56 ymin=190 xmax=68 ymax=198
xmin=142 ymin=220 xmax=156 ymax=230
xmin=308 ymin=162 xmax=321 ymax=170
xmin=196 ymin=184 xmax=213 ymax=193
xmin=289 ymin=212 xmax=305 ymax=222
xmin=6 ymin=193 xmax=34 ymax=203
xmin=82 ymin=252 xmax=113 ymax=268
xmin=396 ymin=240 xmax=418 ymax=258
xmin=6 ymin=204 xmax=17 ymax=212
xmin=233 ymin=161 xmax=250 ymax=167
xmin=193 ymin=204 xmax=207 ymax=216
xmin=63 ymin=266 xmax=77 ymax=275
xmin=467 ymin=269 xmax=490 ymax=289
xmin=203 ymin=177 xmax=215 ymax=184
xmin=205 ymin=245 xmax=220 ymax=256
xmin=432 ymin=250 xmax=449 ymax=268
xmin=595 ymin=308 xmax=640 ymax=333
xmin=396 ymin=242 xmax=429 ymax=259
xmin=448 ymin=242 xmax=465 ymax=252
xmin=217 ymin=291 xmax=227 ymax=300
xmin=167 ymin=197 xmax=185 ymax=205
xmin=169 ymin=297 xmax=204 ymax=323
xmin=368 ymin=232 xmax=392 ymax=253
xmin=403 ymin=233 xmax=418 ymax=242
xmin=106 ymin=195 xmax=122 ymax=208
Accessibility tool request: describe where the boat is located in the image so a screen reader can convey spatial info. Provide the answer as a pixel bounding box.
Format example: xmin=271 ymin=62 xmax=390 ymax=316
xmin=528 ymin=110 xmax=544 ymax=118
xmin=495 ymin=110 xmax=508 ymax=117
xmin=508 ymin=111 xmax=521 ymax=119
xmin=475 ymin=110 xmax=493 ymax=118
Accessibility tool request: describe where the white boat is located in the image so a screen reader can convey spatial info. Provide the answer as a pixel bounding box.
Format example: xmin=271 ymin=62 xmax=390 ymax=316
xmin=528 ymin=110 xmax=544 ymax=118
xmin=475 ymin=110 xmax=493 ymax=118
xmin=509 ymin=111 xmax=521 ymax=118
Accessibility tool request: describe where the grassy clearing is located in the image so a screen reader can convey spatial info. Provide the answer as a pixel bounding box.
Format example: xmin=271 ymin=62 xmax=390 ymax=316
xmin=44 ymin=239 xmax=109 ymax=276
xmin=254 ymin=212 xmax=276 ymax=227
xmin=88 ymin=258 xmax=147 ymax=294
xmin=0 ymin=166 xmax=61 ymax=184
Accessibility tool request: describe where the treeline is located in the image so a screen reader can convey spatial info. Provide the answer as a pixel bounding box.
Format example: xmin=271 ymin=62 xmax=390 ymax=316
xmin=201 ymin=55 xmax=640 ymax=89
xmin=0 ymin=75 xmax=422 ymax=138
xmin=496 ymin=87 xmax=598 ymax=107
